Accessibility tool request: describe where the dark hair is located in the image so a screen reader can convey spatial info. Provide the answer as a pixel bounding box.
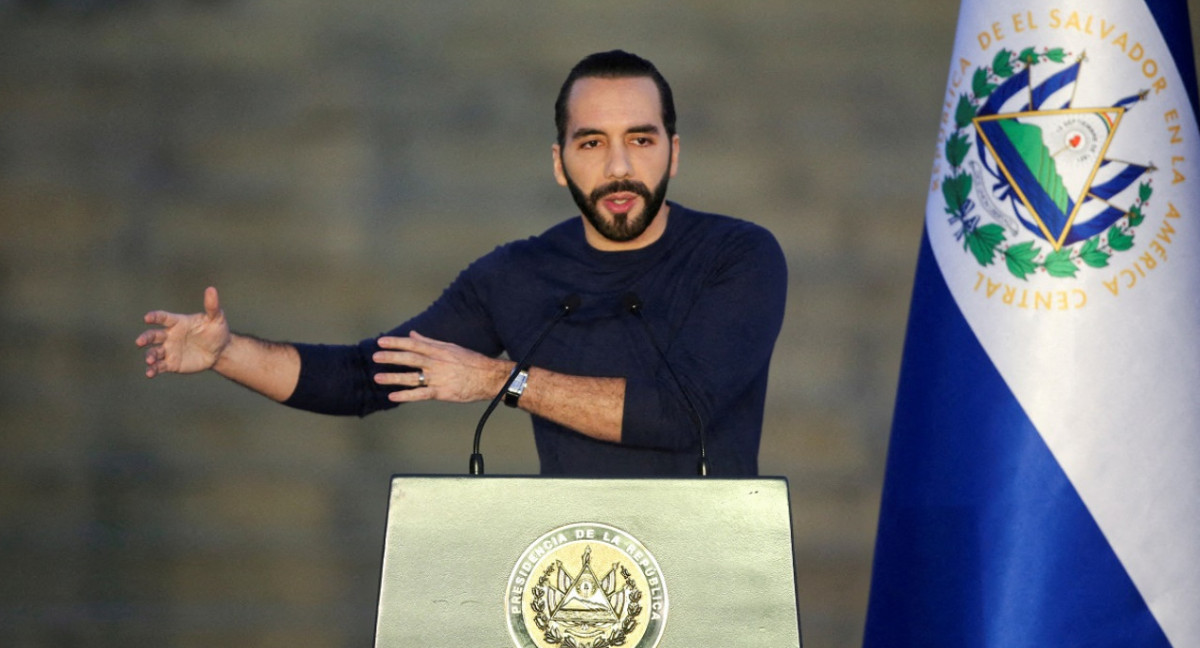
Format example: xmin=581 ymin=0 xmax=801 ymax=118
xmin=554 ymin=50 xmax=676 ymax=146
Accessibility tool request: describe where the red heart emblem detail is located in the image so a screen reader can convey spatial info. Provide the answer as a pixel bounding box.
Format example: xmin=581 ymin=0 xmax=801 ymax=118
xmin=1069 ymin=134 xmax=1082 ymax=148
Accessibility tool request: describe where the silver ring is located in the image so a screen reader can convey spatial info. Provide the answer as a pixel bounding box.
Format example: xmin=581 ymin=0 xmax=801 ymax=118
xmin=417 ymin=371 xmax=427 ymax=387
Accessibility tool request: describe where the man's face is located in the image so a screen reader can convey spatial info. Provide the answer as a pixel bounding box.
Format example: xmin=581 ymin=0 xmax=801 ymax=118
xmin=553 ymin=77 xmax=680 ymax=250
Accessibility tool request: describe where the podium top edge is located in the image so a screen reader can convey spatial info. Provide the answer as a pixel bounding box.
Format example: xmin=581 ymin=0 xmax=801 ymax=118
xmin=387 ymin=474 xmax=791 ymax=485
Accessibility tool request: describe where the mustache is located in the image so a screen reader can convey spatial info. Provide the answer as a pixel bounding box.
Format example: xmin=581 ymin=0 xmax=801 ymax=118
xmin=589 ymin=179 xmax=652 ymax=203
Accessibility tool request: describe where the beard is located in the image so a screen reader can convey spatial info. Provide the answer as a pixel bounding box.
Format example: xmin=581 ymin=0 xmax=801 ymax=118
xmin=564 ymin=165 xmax=671 ymax=243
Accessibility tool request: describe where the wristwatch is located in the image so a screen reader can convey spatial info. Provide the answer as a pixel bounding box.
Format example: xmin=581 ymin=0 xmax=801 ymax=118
xmin=503 ymin=368 xmax=529 ymax=407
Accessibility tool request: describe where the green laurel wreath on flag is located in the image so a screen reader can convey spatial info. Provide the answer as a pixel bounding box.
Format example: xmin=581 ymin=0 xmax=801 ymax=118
xmin=943 ymin=46 xmax=1152 ymax=280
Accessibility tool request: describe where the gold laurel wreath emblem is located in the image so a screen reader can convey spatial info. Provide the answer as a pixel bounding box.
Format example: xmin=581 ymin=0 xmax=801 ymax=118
xmin=530 ymin=560 xmax=643 ymax=648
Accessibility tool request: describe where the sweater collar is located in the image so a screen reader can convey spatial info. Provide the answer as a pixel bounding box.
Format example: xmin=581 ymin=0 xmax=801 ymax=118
xmin=577 ymin=201 xmax=684 ymax=265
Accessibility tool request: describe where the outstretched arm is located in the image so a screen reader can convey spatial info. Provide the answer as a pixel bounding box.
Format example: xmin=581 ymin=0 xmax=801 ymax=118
xmin=372 ymin=331 xmax=624 ymax=442
xmin=136 ymin=286 xmax=300 ymax=402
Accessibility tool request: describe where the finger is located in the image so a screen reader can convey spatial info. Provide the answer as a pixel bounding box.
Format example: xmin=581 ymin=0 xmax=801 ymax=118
xmin=204 ymin=286 xmax=221 ymax=319
xmin=143 ymin=310 xmax=176 ymax=326
xmin=388 ymin=386 xmax=434 ymax=403
xmin=376 ymin=335 xmax=428 ymax=352
xmin=372 ymin=349 xmax=427 ymax=367
xmin=375 ymin=336 xmax=404 ymax=349
xmin=135 ymin=329 xmax=164 ymax=347
xmin=376 ymin=333 xmax=452 ymax=355
xmin=145 ymin=345 xmax=166 ymax=364
xmin=372 ymin=371 xmax=424 ymax=387
xmin=144 ymin=348 xmax=161 ymax=377
xmin=408 ymin=330 xmax=453 ymax=349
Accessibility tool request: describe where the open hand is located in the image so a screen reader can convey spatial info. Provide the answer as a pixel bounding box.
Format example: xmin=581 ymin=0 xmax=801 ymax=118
xmin=136 ymin=286 xmax=232 ymax=378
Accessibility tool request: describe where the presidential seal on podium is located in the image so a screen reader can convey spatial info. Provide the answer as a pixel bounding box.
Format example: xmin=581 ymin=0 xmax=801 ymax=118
xmin=506 ymin=523 xmax=668 ymax=648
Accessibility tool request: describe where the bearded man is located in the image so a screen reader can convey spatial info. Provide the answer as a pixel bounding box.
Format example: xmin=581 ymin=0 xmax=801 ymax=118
xmin=136 ymin=50 xmax=787 ymax=476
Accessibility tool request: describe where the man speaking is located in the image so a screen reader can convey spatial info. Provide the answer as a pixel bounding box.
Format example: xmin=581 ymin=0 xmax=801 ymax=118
xmin=136 ymin=50 xmax=787 ymax=476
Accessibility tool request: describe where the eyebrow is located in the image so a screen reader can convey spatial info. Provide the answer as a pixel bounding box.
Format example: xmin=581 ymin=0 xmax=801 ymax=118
xmin=569 ymin=124 xmax=662 ymax=141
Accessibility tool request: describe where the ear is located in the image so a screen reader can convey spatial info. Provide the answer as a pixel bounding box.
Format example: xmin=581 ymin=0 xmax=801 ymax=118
xmin=669 ymin=134 xmax=680 ymax=178
xmin=552 ymin=143 xmax=568 ymax=187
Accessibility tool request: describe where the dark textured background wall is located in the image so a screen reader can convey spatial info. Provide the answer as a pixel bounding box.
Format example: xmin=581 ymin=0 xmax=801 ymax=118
xmin=3 ymin=1 xmax=1196 ymax=646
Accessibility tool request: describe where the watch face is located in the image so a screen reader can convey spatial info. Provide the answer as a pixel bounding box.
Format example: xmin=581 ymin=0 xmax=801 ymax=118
xmin=504 ymin=370 xmax=529 ymax=407
xmin=509 ymin=371 xmax=529 ymax=394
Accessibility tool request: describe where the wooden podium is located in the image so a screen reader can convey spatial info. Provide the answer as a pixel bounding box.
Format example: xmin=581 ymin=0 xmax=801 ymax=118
xmin=373 ymin=476 xmax=802 ymax=647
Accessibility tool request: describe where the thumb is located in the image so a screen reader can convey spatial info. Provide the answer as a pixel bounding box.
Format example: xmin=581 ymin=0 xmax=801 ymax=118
xmin=204 ymin=286 xmax=222 ymax=319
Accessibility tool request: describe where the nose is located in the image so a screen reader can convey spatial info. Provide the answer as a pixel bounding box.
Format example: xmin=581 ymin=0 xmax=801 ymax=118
xmin=605 ymin=142 xmax=632 ymax=179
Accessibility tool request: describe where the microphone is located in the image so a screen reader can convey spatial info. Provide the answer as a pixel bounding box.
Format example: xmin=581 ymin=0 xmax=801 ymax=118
xmin=470 ymin=294 xmax=581 ymax=475
xmin=622 ymin=292 xmax=709 ymax=476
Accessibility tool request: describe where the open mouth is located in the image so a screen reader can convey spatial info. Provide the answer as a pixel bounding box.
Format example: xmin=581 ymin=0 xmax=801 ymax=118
xmin=601 ymin=192 xmax=640 ymax=214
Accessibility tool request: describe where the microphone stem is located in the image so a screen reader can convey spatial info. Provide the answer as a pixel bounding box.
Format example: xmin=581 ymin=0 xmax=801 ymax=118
xmin=627 ymin=297 xmax=709 ymax=477
xmin=469 ymin=297 xmax=577 ymax=475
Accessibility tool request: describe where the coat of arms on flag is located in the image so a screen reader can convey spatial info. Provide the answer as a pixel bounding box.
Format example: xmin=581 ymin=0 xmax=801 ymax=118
xmin=942 ymin=45 xmax=1157 ymax=281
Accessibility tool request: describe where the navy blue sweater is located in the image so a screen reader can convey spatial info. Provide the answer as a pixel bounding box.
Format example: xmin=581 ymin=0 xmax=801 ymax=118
xmin=285 ymin=203 xmax=787 ymax=476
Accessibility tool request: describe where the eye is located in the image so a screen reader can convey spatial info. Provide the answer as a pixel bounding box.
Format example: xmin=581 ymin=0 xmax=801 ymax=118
xmin=578 ymin=139 xmax=602 ymax=150
xmin=630 ymin=136 xmax=655 ymax=147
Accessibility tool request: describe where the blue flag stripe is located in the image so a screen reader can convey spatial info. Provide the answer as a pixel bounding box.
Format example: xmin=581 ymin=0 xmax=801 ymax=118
xmin=864 ymin=232 xmax=1171 ymax=646
xmin=979 ymin=68 xmax=1029 ymax=117
xmin=1030 ymin=62 xmax=1080 ymax=110
xmin=1146 ymin=0 xmax=1200 ymax=118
